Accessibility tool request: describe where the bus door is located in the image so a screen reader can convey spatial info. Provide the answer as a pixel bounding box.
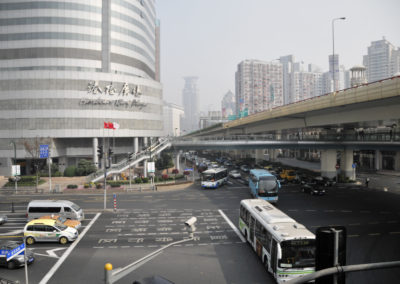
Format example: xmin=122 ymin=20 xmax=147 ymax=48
xmin=249 ymin=216 xmax=255 ymax=246
xmin=271 ymin=239 xmax=278 ymax=276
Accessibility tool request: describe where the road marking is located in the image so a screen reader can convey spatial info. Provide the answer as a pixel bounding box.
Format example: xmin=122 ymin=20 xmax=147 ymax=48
xmin=349 ymin=223 xmax=360 ymax=226
xmin=389 ymin=232 xmax=400 ymax=235
xmin=369 ymin=221 xmax=379 ymax=225
xmin=39 ymin=212 xmax=101 ymax=284
xmin=348 ymin=235 xmax=359 ymax=238
xmin=324 ymin=210 xmax=335 ymax=212
xmin=46 ymin=248 xmax=66 ymax=258
xmin=0 ymin=229 xmax=23 ymax=235
xmin=306 ymin=210 xmax=316 ymax=212
xmin=341 ymin=210 xmax=352 ymax=213
xmin=368 ymin=233 xmax=381 ymax=236
xmin=387 ymin=220 xmax=398 ymax=224
xmin=218 ymin=209 xmax=245 ymax=242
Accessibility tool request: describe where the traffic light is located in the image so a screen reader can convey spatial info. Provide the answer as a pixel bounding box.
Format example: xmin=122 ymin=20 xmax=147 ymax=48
xmin=316 ymin=226 xmax=346 ymax=284
xmin=108 ymin=148 xmax=113 ymax=157
xmin=97 ymin=145 xmax=103 ymax=159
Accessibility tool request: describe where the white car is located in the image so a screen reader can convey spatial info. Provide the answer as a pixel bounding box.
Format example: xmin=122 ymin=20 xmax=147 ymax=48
xmin=0 ymin=214 xmax=7 ymax=225
xmin=229 ymin=170 xmax=241 ymax=179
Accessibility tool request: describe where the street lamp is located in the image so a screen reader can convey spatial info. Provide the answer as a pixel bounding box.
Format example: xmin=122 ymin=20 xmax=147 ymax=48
xmin=332 ymin=17 xmax=346 ymax=92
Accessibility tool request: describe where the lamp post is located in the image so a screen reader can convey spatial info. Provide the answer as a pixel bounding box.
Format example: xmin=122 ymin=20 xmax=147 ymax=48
xmin=9 ymin=141 xmax=17 ymax=193
xmin=332 ymin=17 xmax=346 ymax=92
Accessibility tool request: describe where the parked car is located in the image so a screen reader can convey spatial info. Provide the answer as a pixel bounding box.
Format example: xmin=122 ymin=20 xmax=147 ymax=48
xmin=0 ymin=241 xmax=35 ymax=269
xmin=280 ymin=169 xmax=297 ymax=182
xmin=240 ymin=164 xmax=250 ymax=173
xmin=39 ymin=215 xmax=82 ymax=230
xmin=229 ymin=170 xmax=241 ymax=179
xmin=0 ymin=214 xmax=7 ymax=225
xmin=224 ymin=160 xmax=233 ymax=167
xmin=301 ymin=182 xmax=326 ymax=195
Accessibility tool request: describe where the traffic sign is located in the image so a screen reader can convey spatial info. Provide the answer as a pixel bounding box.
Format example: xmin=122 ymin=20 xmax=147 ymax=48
xmin=184 ymin=168 xmax=193 ymax=171
xmin=147 ymin=162 xmax=155 ymax=173
xmin=0 ymin=243 xmax=25 ymax=261
xmin=39 ymin=144 xmax=49 ymax=158
xmin=352 ymin=163 xmax=357 ymax=169
xmin=11 ymin=165 xmax=20 ymax=176
xmin=335 ymin=164 xmax=340 ymax=169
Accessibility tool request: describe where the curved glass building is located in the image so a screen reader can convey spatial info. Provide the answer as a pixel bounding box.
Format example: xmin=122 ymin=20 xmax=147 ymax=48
xmin=0 ymin=0 xmax=162 ymax=175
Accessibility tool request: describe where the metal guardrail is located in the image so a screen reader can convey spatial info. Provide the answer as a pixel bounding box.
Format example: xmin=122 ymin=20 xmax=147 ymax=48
xmin=285 ymin=260 xmax=400 ymax=284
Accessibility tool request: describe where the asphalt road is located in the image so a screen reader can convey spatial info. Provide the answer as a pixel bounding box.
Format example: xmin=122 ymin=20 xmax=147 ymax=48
xmin=0 ymin=178 xmax=399 ymax=284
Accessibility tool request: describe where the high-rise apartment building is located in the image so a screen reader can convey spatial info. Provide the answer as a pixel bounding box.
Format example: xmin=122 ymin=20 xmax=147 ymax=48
xmin=0 ymin=0 xmax=162 ymax=175
xmin=363 ymin=37 xmax=400 ymax=82
xmin=182 ymin=77 xmax=199 ymax=132
xmin=221 ymin=90 xmax=235 ymax=118
xmin=235 ymin=60 xmax=283 ymax=116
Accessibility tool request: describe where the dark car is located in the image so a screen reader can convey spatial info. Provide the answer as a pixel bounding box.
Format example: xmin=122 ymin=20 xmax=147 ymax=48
xmin=0 ymin=241 xmax=35 ymax=269
xmin=240 ymin=164 xmax=250 ymax=173
xmin=313 ymin=176 xmax=335 ymax=187
xmin=301 ymin=182 xmax=326 ymax=195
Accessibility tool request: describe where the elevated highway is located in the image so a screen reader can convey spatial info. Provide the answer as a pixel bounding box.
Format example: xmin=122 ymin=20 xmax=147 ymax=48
xmin=189 ymin=76 xmax=400 ymax=137
xmin=181 ymin=76 xmax=400 ymax=179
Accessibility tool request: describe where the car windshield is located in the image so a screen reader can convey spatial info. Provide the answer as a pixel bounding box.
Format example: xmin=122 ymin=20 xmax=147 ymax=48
xmin=279 ymin=239 xmax=315 ymax=269
xmin=54 ymin=222 xmax=68 ymax=231
xmin=257 ymin=177 xmax=278 ymax=196
xmin=71 ymin=204 xmax=81 ymax=211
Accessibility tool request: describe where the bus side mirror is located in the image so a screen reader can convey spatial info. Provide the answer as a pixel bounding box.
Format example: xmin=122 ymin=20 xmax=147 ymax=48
xmin=277 ymin=245 xmax=282 ymax=259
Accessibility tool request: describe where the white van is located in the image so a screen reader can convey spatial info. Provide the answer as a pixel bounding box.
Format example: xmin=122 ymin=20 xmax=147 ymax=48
xmin=27 ymin=200 xmax=84 ymax=221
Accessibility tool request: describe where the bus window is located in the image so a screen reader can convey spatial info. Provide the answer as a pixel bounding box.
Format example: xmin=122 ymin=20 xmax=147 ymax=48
xmin=258 ymin=179 xmax=279 ymax=197
xmin=279 ymin=239 xmax=315 ymax=269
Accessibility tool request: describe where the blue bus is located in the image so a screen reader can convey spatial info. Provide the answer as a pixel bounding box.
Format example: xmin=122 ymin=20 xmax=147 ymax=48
xmin=248 ymin=169 xmax=280 ymax=203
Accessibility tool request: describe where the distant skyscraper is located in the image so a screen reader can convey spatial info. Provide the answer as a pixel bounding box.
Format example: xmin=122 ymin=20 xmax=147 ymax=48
xmin=280 ymin=55 xmax=295 ymax=105
xmin=182 ymin=77 xmax=199 ymax=132
xmin=235 ymin=59 xmax=283 ymax=116
xmin=221 ymin=90 xmax=235 ymax=118
xmin=329 ymin=54 xmax=340 ymax=91
xmin=363 ymin=37 xmax=400 ymax=82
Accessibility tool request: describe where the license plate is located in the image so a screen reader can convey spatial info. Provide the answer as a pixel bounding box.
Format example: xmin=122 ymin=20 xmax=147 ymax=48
xmin=28 ymin=258 xmax=34 ymax=262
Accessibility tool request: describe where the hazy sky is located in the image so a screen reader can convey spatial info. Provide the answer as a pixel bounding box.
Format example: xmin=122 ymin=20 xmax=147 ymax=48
xmin=157 ymin=0 xmax=400 ymax=112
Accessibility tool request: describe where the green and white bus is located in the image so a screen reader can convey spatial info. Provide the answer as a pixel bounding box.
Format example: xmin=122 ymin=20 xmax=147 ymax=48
xmin=239 ymin=199 xmax=315 ymax=283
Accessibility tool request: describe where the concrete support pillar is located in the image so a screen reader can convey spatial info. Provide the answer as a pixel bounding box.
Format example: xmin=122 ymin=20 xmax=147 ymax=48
xmin=93 ymin=138 xmax=99 ymax=168
xmin=144 ymin=137 xmax=148 ymax=147
xmin=58 ymin=156 xmax=68 ymax=174
xmin=134 ymin=137 xmax=139 ymax=153
xmin=374 ymin=150 xmax=381 ymax=170
xmin=320 ymin=149 xmax=337 ymax=179
xmin=395 ymin=151 xmax=400 ymax=171
xmin=255 ymin=149 xmax=264 ymax=163
xmin=143 ymin=159 xmax=148 ymax=178
xmin=175 ymin=154 xmax=180 ymax=171
xmin=340 ymin=149 xmax=355 ymax=180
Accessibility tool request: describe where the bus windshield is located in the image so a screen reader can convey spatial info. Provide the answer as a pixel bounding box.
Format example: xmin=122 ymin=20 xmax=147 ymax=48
xmin=279 ymin=239 xmax=315 ymax=269
xmin=258 ymin=177 xmax=279 ymax=197
xmin=202 ymin=173 xmax=215 ymax=181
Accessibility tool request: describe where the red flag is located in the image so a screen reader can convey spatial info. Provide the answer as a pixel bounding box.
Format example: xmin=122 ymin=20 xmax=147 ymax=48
xmin=108 ymin=122 xmax=115 ymax=129
xmin=104 ymin=122 xmax=109 ymax=129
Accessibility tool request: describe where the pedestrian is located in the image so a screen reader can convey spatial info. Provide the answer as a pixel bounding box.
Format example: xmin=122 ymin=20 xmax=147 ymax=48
xmin=365 ymin=177 xmax=370 ymax=188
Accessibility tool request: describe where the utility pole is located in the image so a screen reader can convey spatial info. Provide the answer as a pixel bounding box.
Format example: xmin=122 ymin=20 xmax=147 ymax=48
xmin=10 ymin=141 xmax=17 ymax=193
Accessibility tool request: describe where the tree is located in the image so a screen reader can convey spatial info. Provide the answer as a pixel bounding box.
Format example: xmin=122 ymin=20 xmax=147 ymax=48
xmin=76 ymin=159 xmax=97 ymax=176
xmin=155 ymin=152 xmax=174 ymax=170
xmin=23 ymin=137 xmax=51 ymax=192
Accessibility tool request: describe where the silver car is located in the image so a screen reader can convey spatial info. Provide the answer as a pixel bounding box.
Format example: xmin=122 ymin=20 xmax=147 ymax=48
xmin=0 ymin=214 xmax=7 ymax=225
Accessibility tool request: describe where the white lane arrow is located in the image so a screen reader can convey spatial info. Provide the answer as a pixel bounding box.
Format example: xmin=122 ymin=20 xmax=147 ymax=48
xmin=46 ymin=248 xmax=66 ymax=258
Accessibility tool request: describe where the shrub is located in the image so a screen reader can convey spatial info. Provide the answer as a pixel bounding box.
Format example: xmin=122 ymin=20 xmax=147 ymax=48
xmin=76 ymin=159 xmax=97 ymax=176
xmin=67 ymin=184 xmax=78 ymax=189
xmin=64 ymin=166 xmax=77 ymax=177
xmin=183 ymin=171 xmax=190 ymax=176
xmin=142 ymin=177 xmax=149 ymax=183
xmin=84 ymin=183 xmax=90 ymax=188
xmin=175 ymin=174 xmax=184 ymax=180
xmin=162 ymin=174 xmax=169 ymax=180
xmin=172 ymin=169 xmax=179 ymax=174
xmin=96 ymin=183 xmax=102 ymax=189
xmin=134 ymin=177 xmax=143 ymax=184
xmin=110 ymin=183 xmax=120 ymax=188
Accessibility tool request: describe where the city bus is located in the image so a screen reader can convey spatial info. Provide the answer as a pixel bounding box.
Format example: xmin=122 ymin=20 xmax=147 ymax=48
xmin=249 ymin=169 xmax=280 ymax=203
xmin=200 ymin=168 xmax=228 ymax=189
xmin=239 ymin=199 xmax=315 ymax=283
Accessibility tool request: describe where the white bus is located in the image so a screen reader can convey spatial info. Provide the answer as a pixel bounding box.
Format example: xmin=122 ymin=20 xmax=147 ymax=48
xmin=200 ymin=168 xmax=228 ymax=189
xmin=239 ymin=199 xmax=315 ymax=283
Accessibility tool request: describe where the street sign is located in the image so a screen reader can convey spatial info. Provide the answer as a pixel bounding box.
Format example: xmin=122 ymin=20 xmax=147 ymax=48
xmin=147 ymin=162 xmax=155 ymax=173
xmin=11 ymin=165 xmax=20 ymax=176
xmin=0 ymin=243 xmax=25 ymax=261
xmin=335 ymin=164 xmax=340 ymax=170
xmin=352 ymin=163 xmax=357 ymax=169
xmin=184 ymin=168 xmax=193 ymax=171
xmin=39 ymin=144 xmax=49 ymax=158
